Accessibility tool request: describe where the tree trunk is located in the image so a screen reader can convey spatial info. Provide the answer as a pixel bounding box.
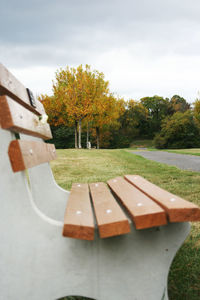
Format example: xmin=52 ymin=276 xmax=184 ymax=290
xmin=86 ymin=123 xmax=89 ymax=148
xmin=74 ymin=121 xmax=78 ymax=149
xmin=96 ymin=127 xmax=100 ymax=149
xmin=78 ymin=119 xmax=82 ymax=149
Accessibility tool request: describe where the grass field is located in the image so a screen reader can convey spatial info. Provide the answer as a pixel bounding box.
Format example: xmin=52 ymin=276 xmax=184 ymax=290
xmin=129 ymin=139 xmax=200 ymax=156
xmin=51 ymin=149 xmax=200 ymax=300
xmin=165 ymin=148 xmax=200 ymax=156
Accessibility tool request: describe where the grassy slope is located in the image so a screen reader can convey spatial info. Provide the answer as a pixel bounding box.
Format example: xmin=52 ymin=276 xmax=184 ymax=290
xmin=129 ymin=138 xmax=154 ymax=149
xmin=51 ymin=149 xmax=200 ymax=300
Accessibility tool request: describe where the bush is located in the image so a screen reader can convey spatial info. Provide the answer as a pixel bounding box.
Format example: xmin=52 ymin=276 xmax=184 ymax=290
xmin=154 ymin=111 xmax=200 ymax=149
xmin=48 ymin=125 xmax=131 ymax=149
xmin=47 ymin=126 xmax=75 ymax=149
xmin=109 ymin=132 xmax=131 ymax=148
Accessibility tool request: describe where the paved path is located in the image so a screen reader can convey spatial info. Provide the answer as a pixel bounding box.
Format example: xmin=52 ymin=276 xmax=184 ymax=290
xmin=131 ymin=151 xmax=200 ymax=172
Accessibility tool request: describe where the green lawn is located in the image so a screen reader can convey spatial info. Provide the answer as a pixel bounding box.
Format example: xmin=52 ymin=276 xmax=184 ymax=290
xmin=51 ymin=149 xmax=200 ymax=300
xmin=165 ymin=148 xmax=200 ymax=156
xmin=129 ymin=139 xmax=200 ymax=155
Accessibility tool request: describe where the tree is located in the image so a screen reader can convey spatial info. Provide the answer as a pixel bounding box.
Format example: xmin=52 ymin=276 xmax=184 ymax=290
xmin=194 ymin=99 xmax=200 ymax=129
xmin=39 ymin=65 xmax=114 ymax=149
xmin=38 ymin=94 xmax=69 ymax=127
xmin=52 ymin=65 xmax=93 ymax=148
xmin=121 ymin=100 xmax=148 ymax=138
xmin=41 ymin=65 xmax=110 ymax=149
xmin=90 ymin=94 xmax=123 ymax=149
xmin=154 ymin=111 xmax=200 ymax=149
xmin=140 ymin=96 xmax=170 ymax=136
xmin=84 ymin=69 xmax=110 ymax=148
xmin=170 ymin=95 xmax=190 ymax=113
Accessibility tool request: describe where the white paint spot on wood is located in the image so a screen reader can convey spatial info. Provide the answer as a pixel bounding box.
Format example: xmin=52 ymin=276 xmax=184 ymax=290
xmin=137 ymin=203 xmax=143 ymax=207
xmin=106 ymin=209 xmax=112 ymax=214
xmin=170 ymin=198 xmax=176 ymax=202
xmin=76 ymin=210 xmax=82 ymax=215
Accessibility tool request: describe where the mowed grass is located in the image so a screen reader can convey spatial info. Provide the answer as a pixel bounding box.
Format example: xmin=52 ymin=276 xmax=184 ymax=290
xmin=165 ymin=148 xmax=200 ymax=156
xmin=51 ymin=149 xmax=200 ymax=300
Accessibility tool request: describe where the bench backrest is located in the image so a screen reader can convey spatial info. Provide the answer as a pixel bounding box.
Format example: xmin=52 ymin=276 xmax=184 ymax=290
xmin=0 ymin=63 xmax=69 ymax=225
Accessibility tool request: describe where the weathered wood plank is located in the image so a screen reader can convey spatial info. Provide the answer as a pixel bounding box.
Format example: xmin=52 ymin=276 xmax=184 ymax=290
xmin=0 ymin=63 xmax=44 ymax=115
xmin=0 ymin=95 xmax=52 ymax=139
xmin=8 ymin=140 xmax=56 ymax=172
xmin=125 ymin=175 xmax=200 ymax=222
xmin=63 ymin=183 xmax=95 ymax=240
xmin=89 ymin=182 xmax=130 ymax=238
xmin=107 ymin=177 xmax=167 ymax=229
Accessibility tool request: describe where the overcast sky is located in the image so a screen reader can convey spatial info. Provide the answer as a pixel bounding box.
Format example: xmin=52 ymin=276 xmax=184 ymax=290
xmin=1 ymin=0 xmax=200 ymax=103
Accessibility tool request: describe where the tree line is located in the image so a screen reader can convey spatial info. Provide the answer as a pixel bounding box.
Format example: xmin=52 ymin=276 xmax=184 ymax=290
xmin=39 ymin=65 xmax=200 ymax=149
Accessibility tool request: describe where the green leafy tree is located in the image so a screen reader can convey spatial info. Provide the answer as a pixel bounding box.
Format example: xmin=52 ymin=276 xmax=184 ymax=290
xmin=154 ymin=111 xmax=200 ymax=149
xmin=194 ymin=99 xmax=200 ymax=129
xmin=140 ymin=96 xmax=170 ymax=136
xmin=122 ymin=100 xmax=148 ymax=138
xmin=170 ymin=95 xmax=190 ymax=113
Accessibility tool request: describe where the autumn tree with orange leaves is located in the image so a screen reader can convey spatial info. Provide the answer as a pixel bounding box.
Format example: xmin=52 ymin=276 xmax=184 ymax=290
xmin=53 ymin=65 xmax=94 ymax=148
xmin=40 ymin=65 xmax=121 ymax=149
xmin=90 ymin=94 xmax=124 ymax=148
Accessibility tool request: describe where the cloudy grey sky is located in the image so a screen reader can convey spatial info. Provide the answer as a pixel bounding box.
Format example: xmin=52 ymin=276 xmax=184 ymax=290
xmin=1 ymin=0 xmax=200 ymax=102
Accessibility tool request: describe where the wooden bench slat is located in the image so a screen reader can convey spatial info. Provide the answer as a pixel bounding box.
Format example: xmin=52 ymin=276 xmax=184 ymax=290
xmin=8 ymin=140 xmax=56 ymax=172
xmin=89 ymin=182 xmax=130 ymax=238
xmin=0 ymin=95 xmax=52 ymax=140
xmin=0 ymin=63 xmax=44 ymax=115
xmin=63 ymin=183 xmax=95 ymax=240
xmin=125 ymin=175 xmax=200 ymax=222
xmin=107 ymin=177 xmax=167 ymax=229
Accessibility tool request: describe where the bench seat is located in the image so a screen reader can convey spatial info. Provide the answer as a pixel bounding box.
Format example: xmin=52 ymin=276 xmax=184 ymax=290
xmin=63 ymin=175 xmax=200 ymax=240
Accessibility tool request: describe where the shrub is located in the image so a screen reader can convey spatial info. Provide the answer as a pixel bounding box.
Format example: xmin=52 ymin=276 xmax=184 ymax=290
xmin=47 ymin=126 xmax=75 ymax=149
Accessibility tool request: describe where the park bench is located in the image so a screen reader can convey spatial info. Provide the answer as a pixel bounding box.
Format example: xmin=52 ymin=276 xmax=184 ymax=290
xmin=0 ymin=63 xmax=200 ymax=300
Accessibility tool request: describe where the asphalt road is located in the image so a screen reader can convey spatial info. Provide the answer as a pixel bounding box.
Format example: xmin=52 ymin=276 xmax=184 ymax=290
xmin=131 ymin=151 xmax=200 ymax=172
